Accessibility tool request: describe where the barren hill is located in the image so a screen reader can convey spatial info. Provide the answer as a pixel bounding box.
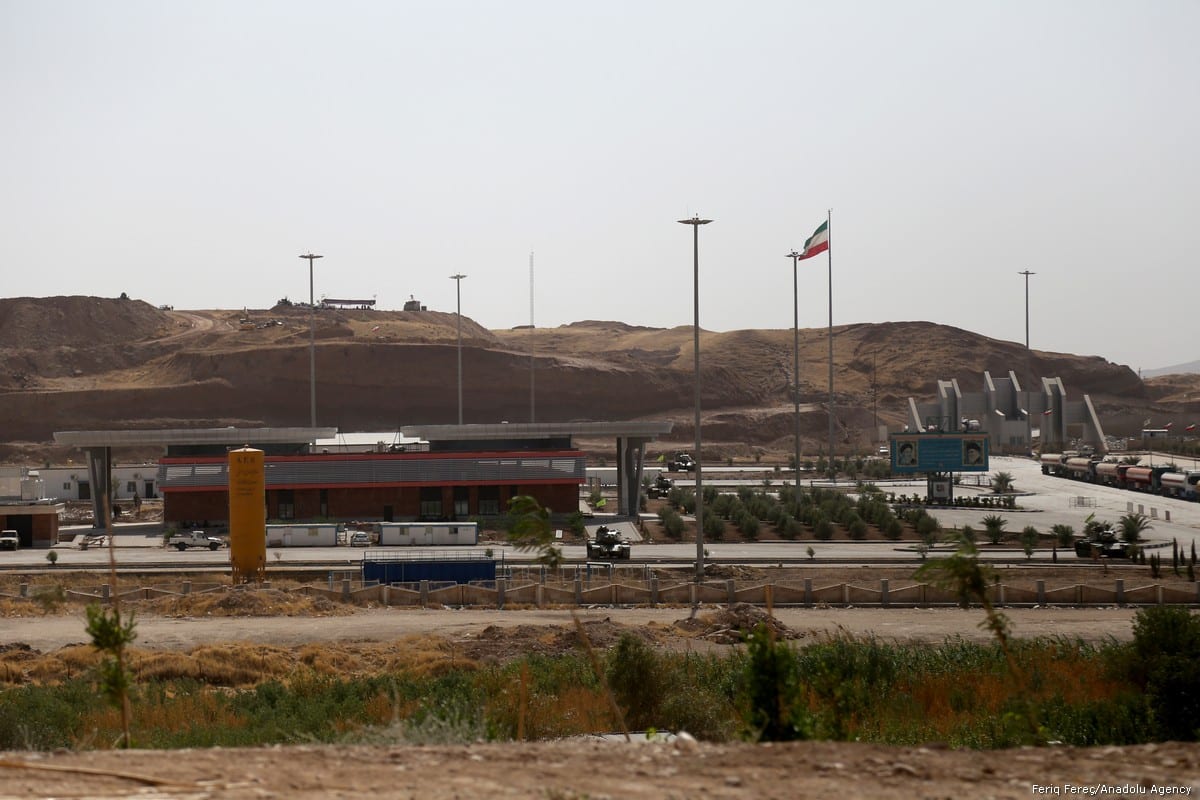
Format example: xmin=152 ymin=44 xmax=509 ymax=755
xmin=0 ymin=296 xmax=1191 ymax=463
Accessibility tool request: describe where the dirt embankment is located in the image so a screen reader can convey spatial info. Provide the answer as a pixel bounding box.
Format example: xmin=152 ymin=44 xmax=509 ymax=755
xmin=0 ymin=295 xmax=1190 ymax=462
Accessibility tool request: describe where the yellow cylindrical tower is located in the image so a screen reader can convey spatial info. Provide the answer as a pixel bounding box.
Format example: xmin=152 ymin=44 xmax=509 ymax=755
xmin=228 ymin=446 xmax=266 ymax=582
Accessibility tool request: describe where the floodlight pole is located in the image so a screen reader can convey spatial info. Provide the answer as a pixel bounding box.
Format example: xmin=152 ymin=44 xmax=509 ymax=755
xmin=788 ymin=250 xmax=803 ymax=482
xmin=450 ymin=273 xmax=467 ymax=425
xmin=1019 ymin=270 xmax=1036 ymax=350
xmin=299 ymin=253 xmax=323 ymax=428
xmin=678 ymin=215 xmax=711 ymax=583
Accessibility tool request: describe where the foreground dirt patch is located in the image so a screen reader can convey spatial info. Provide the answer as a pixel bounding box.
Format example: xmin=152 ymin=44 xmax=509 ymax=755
xmin=1 ymin=740 xmax=1197 ymax=799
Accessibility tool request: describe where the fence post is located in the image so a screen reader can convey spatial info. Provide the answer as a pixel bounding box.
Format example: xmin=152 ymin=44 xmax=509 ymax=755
xmin=497 ymin=578 xmax=506 ymax=609
xmin=1036 ymin=580 xmax=1045 ymax=605
xmin=182 ymin=580 xmax=192 ymax=595
xmin=997 ymin=582 xmax=1005 ymax=608
xmin=843 ymin=583 xmax=851 ymax=607
xmin=726 ymin=579 xmax=736 ymax=605
xmin=102 ymin=584 xmax=110 ymax=602
xmin=650 ymin=576 xmax=659 ymax=606
xmin=574 ymin=577 xmax=582 ymax=606
xmin=19 ymin=583 xmax=27 ymax=598
xmin=804 ymin=578 xmax=812 ymax=609
xmin=341 ymin=578 xmax=351 ymax=600
xmin=381 ymin=584 xmax=390 ymax=607
xmin=880 ymin=579 xmax=889 ymax=608
xmin=1157 ymin=585 xmax=1164 ymax=606
xmin=1115 ymin=579 xmax=1124 ymax=607
xmin=420 ymin=580 xmax=429 ymax=607
xmin=536 ymin=583 xmax=544 ymax=608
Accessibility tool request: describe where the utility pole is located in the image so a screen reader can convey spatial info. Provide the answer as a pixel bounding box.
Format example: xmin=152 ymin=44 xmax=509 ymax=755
xmin=787 ymin=250 xmax=802 ymax=480
xmin=450 ymin=273 xmax=467 ymax=425
xmin=299 ymin=253 xmax=323 ymax=428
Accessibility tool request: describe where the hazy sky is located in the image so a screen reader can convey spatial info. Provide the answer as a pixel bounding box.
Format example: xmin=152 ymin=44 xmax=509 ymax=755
xmin=3 ymin=1 xmax=1196 ymax=372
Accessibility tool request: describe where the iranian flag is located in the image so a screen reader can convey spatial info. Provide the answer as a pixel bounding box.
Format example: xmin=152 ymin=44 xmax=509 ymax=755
xmin=1187 ymin=423 xmax=1196 ymax=432
xmin=798 ymin=220 xmax=829 ymax=260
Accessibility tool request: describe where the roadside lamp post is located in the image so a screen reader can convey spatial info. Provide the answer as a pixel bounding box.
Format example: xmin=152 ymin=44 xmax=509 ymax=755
xmin=788 ymin=250 xmax=802 ymax=482
xmin=299 ymin=253 xmax=323 ymax=428
xmin=450 ymin=273 xmax=467 ymax=425
xmin=678 ymin=215 xmax=711 ymax=583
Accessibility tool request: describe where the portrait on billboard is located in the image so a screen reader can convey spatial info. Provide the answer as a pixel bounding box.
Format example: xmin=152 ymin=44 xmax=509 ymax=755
xmin=963 ymin=439 xmax=985 ymax=467
xmin=897 ymin=440 xmax=917 ymax=466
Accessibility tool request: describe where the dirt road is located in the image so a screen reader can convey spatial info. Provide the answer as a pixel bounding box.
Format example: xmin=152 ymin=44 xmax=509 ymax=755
xmin=1 ymin=604 xmax=1145 ymax=652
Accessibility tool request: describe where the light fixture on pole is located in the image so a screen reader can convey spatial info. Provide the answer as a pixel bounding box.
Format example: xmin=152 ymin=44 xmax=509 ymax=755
xmin=299 ymin=253 xmax=323 ymax=428
xmin=678 ymin=215 xmax=711 ymax=584
xmin=450 ymin=273 xmax=467 ymax=425
xmin=1018 ymin=270 xmax=1035 ymax=350
xmin=787 ymin=250 xmax=803 ymax=482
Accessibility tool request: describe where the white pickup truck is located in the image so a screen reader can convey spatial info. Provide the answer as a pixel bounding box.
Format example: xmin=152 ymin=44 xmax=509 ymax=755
xmin=167 ymin=531 xmax=224 ymax=551
xmin=0 ymin=530 xmax=18 ymax=551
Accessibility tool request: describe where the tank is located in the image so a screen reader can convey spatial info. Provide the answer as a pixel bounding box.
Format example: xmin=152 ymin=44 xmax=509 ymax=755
xmin=586 ymin=525 xmax=631 ymax=560
xmin=228 ymin=447 xmax=266 ymax=581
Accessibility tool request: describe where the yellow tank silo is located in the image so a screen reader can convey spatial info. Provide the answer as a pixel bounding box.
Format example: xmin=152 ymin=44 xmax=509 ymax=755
xmin=228 ymin=446 xmax=266 ymax=582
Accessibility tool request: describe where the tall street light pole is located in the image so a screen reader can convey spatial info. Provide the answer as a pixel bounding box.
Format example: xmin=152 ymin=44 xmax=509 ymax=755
xmin=678 ymin=215 xmax=711 ymax=584
xmin=299 ymin=253 xmax=323 ymax=428
xmin=787 ymin=250 xmax=802 ymax=483
xmin=1018 ymin=270 xmax=1036 ymax=350
xmin=450 ymin=273 xmax=467 ymax=425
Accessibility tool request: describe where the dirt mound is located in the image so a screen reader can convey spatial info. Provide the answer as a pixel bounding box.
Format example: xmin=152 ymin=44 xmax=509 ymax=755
xmin=674 ymin=603 xmax=800 ymax=644
xmin=0 ymin=296 xmax=169 ymax=350
xmin=130 ymin=586 xmax=350 ymax=617
xmin=458 ymin=618 xmax=659 ymax=663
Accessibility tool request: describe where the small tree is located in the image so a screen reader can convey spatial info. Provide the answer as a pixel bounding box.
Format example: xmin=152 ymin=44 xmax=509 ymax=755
xmin=45 ymin=550 xmax=59 ymax=567
xmin=506 ymin=495 xmax=563 ymax=569
xmin=982 ymin=514 xmax=1008 ymax=545
xmin=1019 ymin=525 xmax=1040 ymax=559
xmin=1050 ymin=523 xmax=1075 ymax=548
xmin=1117 ymin=512 xmax=1152 ymax=546
xmin=991 ymin=471 xmax=1015 ymax=494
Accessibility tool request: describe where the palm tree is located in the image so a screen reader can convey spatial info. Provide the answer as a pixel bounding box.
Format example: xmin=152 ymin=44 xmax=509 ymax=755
xmin=991 ymin=471 xmax=1015 ymax=494
xmin=1117 ymin=512 xmax=1153 ymax=545
xmin=1050 ymin=523 xmax=1075 ymax=548
xmin=1120 ymin=455 xmax=1142 ymax=465
xmin=982 ymin=514 xmax=1008 ymax=545
xmin=1019 ymin=525 xmax=1040 ymax=559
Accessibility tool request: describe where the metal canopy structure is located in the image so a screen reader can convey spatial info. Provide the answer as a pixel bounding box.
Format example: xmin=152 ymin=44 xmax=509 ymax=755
xmin=55 ymin=421 xmax=674 ymax=524
xmin=53 ymin=428 xmax=336 ymax=528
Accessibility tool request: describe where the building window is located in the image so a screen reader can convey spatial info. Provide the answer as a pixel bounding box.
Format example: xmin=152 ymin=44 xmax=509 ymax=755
xmin=126 ymin=481 xmax=137 ymax=493
xmin=453 ymin=487 xmax=469 ymax=518
xmin=419 ymin=487 xmax=442 ymax=520
xmin=63 ymin=482 xmax=71 ymax=490
xmin=478 ymin=487 xmax=500 ymax=515
xmin=277 ymin=490 xmax=295 ymax=520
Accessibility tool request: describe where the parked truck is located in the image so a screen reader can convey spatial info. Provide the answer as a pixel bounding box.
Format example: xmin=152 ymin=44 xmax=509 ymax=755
xmin=167 ymin=531 xmax=224 ymax=551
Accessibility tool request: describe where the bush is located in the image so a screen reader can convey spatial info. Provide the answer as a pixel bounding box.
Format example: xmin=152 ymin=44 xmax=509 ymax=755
xmin=657 ymin=507 xmax=685 ymax=541
xmin=702 ymin=512 xmax=726 ymax=541
xmin=1127 ymin=606 xmax=1200 ymax=740
xmin=607 ymin=633 xmax=666 ymax=731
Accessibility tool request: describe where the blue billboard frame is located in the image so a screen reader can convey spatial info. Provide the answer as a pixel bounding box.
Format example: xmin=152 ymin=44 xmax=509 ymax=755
xmin=891 ymin=433 xmax=989 ymax=474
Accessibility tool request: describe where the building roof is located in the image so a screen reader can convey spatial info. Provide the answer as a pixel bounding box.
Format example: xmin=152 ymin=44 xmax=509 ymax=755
xmin=400 ymin=422 xmax=673 ymax=440
xmin=54 ymin=428 xmax=338 ymax=448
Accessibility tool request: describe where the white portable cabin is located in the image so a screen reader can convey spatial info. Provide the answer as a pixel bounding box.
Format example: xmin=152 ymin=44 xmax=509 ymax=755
xmin=378 ymin=522 xmax=478 ymax=546
xmin=265 ymin=524 xmax=338 ymax=547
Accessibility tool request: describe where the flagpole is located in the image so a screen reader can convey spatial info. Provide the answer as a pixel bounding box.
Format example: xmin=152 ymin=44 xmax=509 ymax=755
xmin=788 ymin=250 xmax=803 ymax=483
xmin=826 ymin=209 xmax=834 ymax=470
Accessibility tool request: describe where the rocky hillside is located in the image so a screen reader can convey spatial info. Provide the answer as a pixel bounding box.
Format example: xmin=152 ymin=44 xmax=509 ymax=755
xmin=0 ymin=296 xmax=1190 ymax=463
